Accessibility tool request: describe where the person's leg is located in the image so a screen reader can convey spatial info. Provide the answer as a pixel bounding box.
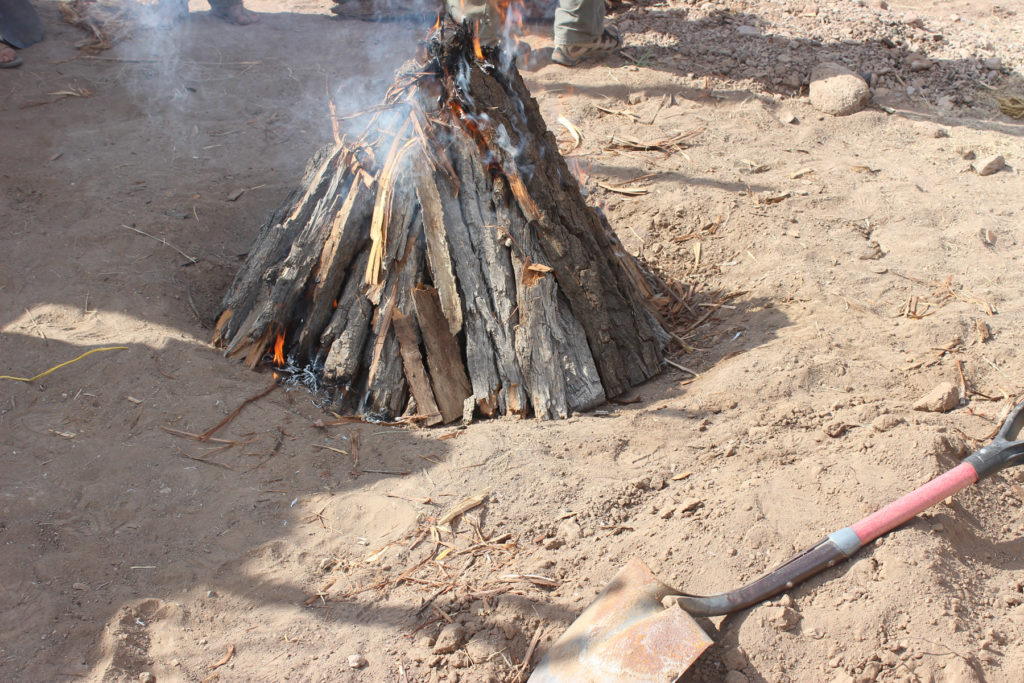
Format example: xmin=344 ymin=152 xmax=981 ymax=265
xmin=552 ymin=0 xmax=619 ymax=65
xmin=553 ymin=0 xmax=604 ymax=46
xmin=207 ymin=0 xmax=260 ymax=24
xmin=0 ymin=43 xmax=22 ymax=68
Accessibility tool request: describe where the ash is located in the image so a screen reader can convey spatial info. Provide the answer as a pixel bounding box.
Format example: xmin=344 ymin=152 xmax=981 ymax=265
xmin=275 ymin=356 xmax=332 ymax=409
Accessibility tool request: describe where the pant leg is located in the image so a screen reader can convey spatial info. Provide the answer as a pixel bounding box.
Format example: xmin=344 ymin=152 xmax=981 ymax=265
xmin=446 ymin=0 xmax=502 ymax=46
xmin=553 ymin=0 xmax=604 ymax=46
xmin=207 ymin=0 xmax=240 ymax=11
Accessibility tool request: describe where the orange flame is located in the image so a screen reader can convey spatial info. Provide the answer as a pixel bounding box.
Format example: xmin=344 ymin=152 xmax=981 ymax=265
xmin=273 ymin=333 xmax=285 ymax=365
xmin=472 ymin=32 xmax=485 ymax=61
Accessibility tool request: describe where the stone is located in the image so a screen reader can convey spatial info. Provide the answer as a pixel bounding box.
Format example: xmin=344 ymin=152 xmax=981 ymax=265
xmin=871 ymin=414 xmax=902 ymax=432
xmin=139 ymin=674 xmax=156 ymax=683
xmin=347 ymin=654 xmax=368 ymax=669
xmin=855 ymin=660 xmax=882 ymax=682
xmin=907 ymin=56 xmax=933 ymax=72
xmin=556 ymin=519 xmax=582 ymax=542
xmin=912 ymin=382 xmax=959 ymax=413
xmin=983 ymin=56 xmax=1003 ymax=71
xmin=464 ymin=632 xmax=494 ymax=663
xmin=724 ymin=671 xmax=750 ymax=683
xmin=737 ymin=25 xmax=759 ymax=36
xmin=809 ymin=62 xmax=870 ymax=116
xmin=433 ymin=623 xmax=466 ymax=654
xmin=722 ymin=646 xmax=748 ymax=670
xmin=975 ymin=155 xmax=1005 ymax=176
xmin=903 ymin=12 xmax=924 ymax=28
xmin=769 ymin=605 xmax=800 ymax=631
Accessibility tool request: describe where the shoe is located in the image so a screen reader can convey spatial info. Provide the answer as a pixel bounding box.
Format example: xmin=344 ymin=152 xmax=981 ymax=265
xmin=552 ymin=27 xmax=620 ymax=66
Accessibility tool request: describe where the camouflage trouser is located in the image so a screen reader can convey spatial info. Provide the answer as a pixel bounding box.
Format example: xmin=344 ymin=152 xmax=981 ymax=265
xmin=447 ymin=0 xmax=604 ymax=47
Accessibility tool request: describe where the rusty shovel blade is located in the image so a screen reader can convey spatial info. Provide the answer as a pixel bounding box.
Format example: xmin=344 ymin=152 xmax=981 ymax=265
xmin=529 ymin=559 xmax=713 ymax=683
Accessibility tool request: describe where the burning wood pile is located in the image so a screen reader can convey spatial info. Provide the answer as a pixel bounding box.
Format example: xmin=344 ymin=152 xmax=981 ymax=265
xmin=213 ymin=18 xmax=679 ymax=424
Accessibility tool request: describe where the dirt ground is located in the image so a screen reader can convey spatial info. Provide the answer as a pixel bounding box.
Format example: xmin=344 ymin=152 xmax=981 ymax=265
xmin=3 ymin=0 xmax=1024 ymax=681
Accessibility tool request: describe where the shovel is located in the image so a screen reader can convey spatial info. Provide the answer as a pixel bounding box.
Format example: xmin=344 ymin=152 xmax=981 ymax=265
xmin=530 ymin=400 xmax=1024 ymax=682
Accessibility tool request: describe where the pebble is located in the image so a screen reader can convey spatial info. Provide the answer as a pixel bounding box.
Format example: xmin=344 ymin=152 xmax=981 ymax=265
xmin=722 ymin=646 xmax=748 ymax=670
xmin=912 ymin=382 xmax=959 ymax=413
xmin=678 ymin=498 xmax=704 ymax=515
xmin=975 ymin=155 xmax=1005 ymax=176
xmin=347 ymin=654 xmax=368 ymax=669
xmin=737 ymin=25 xmax=759 ymax=36
xmin=903 ymin=12 xmax=924 ymax=28
xmin=139 ymin=674 xmax=156 ymax=683
xmin=433 ymin=623 xmax=466 ymax=654
xmin=871 ymin=414 xmax=902 ymax=432
xmin=983 ymin=56 xmax=1003 ymax=71
xmin=769 ymin=605 xmax=800 ymax=631
xmin=907 ymin=56 xmax=933 ymax=72
xmin=809 ymin=62 xmax=870 ymax=116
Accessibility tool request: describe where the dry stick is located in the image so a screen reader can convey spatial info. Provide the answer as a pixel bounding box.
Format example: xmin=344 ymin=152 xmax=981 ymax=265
xmin=23 ymin=307 xmax=47 ymax=342
xmin=175 ymin=446 xmax=236 ymax=471
xmin=121 ymin=224 xmax=198 ymax=264
xmin=516 ymin=623 xmax=546 ymax=681
xmin=160 ymin=426 xmax=252 ymax=445
xmin=198 ymin=381 xmax=278 ymax=442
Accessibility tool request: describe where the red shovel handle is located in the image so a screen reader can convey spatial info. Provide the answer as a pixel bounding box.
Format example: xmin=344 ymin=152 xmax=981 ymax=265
xmin=849 ymin=461 xmax=978 ymax=544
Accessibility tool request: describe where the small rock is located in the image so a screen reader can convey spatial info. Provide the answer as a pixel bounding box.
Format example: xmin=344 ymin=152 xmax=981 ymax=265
xmin=903 ymin=12 xmax=924 ymax=28
xmin=778 ymin=110 xmax=798 ymax=124
xmin=809 ymin=62 xmax=870 ymax=116
xmin=433 ymin=623 xmax=466 ymax=654
xmin=678 ymin=498 xmax=704 ymax=515
xmin=721 ymin=646 xmax=748 ymax=670
xmin=871 ymin=414 xmax=902 ymax=432
xmin=544 ymin=538 xmax=565 ymax=550
xmin=139 ymin=674 xmax=156 ymax=683
xmin=169 ymin=659 xmax=180 ymax=668
xmin=983 ymin=56 xmax=1003 ymax=71
xmin=724 ymin=671 xmax=750 ymax=683
xmin=72 ymin=582 xmax=89 ymax=591
xmin=960 ymin=148 xmax=976 ymax=160
xmin=823 ymin=420 xmax=851 ymax=438
xmin=912 ymin=382 xmax=959 ymax=413
xmin=855 ymin=660 xmax=882 ymax=683
xmin=659 ymin=506 xmax=677 ymax=520
xmin=347 ymin=654 xmax=368 ymax=669
xmin=769 ymin=605 xmax=800 ymax=631
xmin=650 ymin=475 xmax=666 ymax=491
xmin=907 ymin=56 xmax=933 ymax=72
xmin=737 ymin=25 xmax=759 ymax=36
xmin=975 ymin=155 xmax=1005 ymax=176
xmin=556 ymin=519 xmax=582 ymax=542
xmin=831 ymin=673 xmax=855 ymax=683
xmin=449 ymin=651 xmax=471 ymax=668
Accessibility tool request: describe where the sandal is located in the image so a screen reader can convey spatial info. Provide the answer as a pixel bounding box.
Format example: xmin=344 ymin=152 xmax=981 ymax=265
xmin=552 ymin=26 xmax=620 ymax=66
xmin=0 ymin=45 xmax=22 ymax=69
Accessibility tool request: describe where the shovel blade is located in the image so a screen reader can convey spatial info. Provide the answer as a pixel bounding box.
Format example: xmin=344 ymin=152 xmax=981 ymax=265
xmin=529 ymin=558 xmax=713 ymax=683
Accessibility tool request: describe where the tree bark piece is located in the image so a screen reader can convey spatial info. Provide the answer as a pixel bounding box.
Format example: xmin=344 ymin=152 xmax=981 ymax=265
xmin=412 ymin=284 xmax=472 ymax=424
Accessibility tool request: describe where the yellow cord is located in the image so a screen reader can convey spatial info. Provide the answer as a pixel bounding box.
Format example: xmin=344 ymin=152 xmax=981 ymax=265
xmin=1 ymin=346 xmax=129 ymax=383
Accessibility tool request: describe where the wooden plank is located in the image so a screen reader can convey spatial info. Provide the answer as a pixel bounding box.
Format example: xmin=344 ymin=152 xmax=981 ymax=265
xmin=412 ymin=285 xmax=472 ymax=424
xmin=392 ymin=310 xmax=443 ymax=426
xmin=412 ymin=158 xmax=463 ymax=335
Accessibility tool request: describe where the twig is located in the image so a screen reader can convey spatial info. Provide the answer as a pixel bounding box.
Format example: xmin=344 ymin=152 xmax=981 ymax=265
xmin=515 ymin=623 xmax=546 ymax=681
xmin=23 ymin=308 xmax=47 ymax=343
xmin=121 ymin=224 xmax=198 ymax=264
xmin=198 ymin=381 xmax=278 ymax=442
xmin=664 ymin=358 xmax=698 ymax=376
xmin=175 ymin=446 xmax=235 ymax=471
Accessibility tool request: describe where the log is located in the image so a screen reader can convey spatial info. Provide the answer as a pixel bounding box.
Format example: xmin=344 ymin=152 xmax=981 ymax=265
xmin=212 ymin=19 xmax=686 ymax=423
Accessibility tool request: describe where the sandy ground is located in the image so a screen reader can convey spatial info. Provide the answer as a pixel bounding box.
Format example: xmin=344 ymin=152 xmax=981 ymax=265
xmin=2 ymin=0 xmax=1024 ymax=681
